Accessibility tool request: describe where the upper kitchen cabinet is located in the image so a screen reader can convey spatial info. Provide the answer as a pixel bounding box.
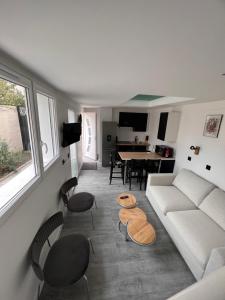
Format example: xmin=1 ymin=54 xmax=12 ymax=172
xmin=157 ymin=111 xmax=180 ymax=142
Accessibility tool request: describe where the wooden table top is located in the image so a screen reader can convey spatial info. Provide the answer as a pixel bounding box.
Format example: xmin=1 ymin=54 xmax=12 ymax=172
xmin=119 ymin=207 xmax=147 ymax=225
xmin=127 ymin=219 xmax=156 ymax=246
xmin=117 ymin=193 xmax=137 ymax=208
xmin=118 ymin=151 xmax=162 ymax=161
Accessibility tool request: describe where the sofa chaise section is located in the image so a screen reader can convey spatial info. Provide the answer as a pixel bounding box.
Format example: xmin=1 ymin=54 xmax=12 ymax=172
xmin=146 ymin=168 xmax=225 ymax=280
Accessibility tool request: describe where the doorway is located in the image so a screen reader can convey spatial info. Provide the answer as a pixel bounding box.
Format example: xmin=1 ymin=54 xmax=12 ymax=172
xmin=68 ymin=109 xmax=78 ymax=177
xmin=83 ymin=112 xmax=97 ymax=161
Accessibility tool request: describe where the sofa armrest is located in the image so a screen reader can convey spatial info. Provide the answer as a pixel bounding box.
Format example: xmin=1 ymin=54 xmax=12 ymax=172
xmin=167 ymin=266 xmax=225 ymax=300
xmin=204 ymin=247 xmax=225 ymax=277
xmin=147 ymin=173 xmax=176 ymax=187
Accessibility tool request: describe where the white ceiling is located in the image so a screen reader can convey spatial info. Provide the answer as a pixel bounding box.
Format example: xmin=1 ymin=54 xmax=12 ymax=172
xmin=0 ymin=0 xmax=225 ymax=107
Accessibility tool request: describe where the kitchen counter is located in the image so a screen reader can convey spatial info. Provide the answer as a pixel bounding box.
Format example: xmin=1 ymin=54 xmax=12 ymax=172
xmin=116 ymin=141 xmax=150 ymax=146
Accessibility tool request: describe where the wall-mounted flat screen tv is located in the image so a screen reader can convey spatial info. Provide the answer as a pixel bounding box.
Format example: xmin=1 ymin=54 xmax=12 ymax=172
xmin=119 ymin=112 xmax=148 ymax=132
xmin=62 ymin=122 xmax=81 ymax=147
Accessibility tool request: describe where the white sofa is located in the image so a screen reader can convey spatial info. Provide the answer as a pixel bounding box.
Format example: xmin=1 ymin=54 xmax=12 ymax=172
xmin=168 ymin=266 xmax=225 ymax=300
xmin=146 ymin=168 xmax=225 ymax=281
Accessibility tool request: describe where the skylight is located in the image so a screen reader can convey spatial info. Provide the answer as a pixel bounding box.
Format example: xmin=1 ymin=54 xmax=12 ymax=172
xmin=130 ymin=94 xmax=164 ymax=101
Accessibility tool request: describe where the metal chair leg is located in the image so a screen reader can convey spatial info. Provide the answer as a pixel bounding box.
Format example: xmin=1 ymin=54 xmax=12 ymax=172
xmin=118 ymin=220 xmax=122 ymax=233
xmin=83 ymin=275 xmax=90 ymax=300
xmin=88 ymin=237 xmax=95 ymax=254
xmin=37 ymin=284 xmax=41 ymax=300
xmin=47 ymin=238 xmax=51 ymax=248
xmin=90 ymin=210 xmax=94 ymax=230
xmin=125 ymin=227 xmax=129 ymax=241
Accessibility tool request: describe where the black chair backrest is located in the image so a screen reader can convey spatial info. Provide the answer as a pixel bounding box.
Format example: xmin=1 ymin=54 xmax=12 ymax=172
xmin=128 ymin=159 xmax=145 ymax=170
xmin=144 ymin=159 xmax=160 ymax=173
xmin=30 ymin=212 xmax=64 ymax=281
xmin=110 ymin=151 xmax=121 ymax=165
xmin=60 ymin=177 xmax=78 ymax=204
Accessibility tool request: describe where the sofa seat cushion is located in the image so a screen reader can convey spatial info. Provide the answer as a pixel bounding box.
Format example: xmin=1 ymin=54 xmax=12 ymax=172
xmin=172 ymin=169 xmax=215 ymax=206
xmin=199 ymin=188 xmax=225 ymax=230
xmin=150 ymin=186 xmax=197 ymax=215
xmin=167 ymin=210 xmax=225 ymax=268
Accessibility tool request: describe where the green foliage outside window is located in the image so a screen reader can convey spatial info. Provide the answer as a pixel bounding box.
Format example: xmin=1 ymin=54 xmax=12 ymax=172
xmin=0 ymin=140 xmax=18 ymax=174
xmin=0 ymin=140 xmax=31 ymax=178
xmin=0 ymin=79 xmax=25 ymax=106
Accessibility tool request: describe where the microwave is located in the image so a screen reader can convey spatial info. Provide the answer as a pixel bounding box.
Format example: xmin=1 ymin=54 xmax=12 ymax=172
xmin=155 ymin=145 xmax=173 ymax=158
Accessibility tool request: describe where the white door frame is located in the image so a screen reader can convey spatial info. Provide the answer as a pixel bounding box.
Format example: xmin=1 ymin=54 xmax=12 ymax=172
xmin=82 ymin=112 xmax=97 ymax=161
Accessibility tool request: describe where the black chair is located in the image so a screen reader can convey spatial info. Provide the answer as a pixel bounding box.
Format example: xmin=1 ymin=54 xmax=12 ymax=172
xmin=126 ymin=159 xmax=145 ymax=190
xmin=109 ymin=151 xmax=125 ymax=184
xmin=30 ymin=212 xmax=91 ymax=299
xmin=60 ymin=177 xmax=96 ymax=229
xmin=143 ymin=159 xmax=160 ymax=189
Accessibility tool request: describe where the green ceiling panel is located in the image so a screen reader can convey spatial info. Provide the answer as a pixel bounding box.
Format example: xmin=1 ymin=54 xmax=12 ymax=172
xmin=130 ymin=94 xmax=164 ymax=101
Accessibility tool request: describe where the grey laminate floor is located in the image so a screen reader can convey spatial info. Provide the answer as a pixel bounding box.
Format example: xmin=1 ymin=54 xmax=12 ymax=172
xmin=41 ymin=166 xmax=195 ymax=300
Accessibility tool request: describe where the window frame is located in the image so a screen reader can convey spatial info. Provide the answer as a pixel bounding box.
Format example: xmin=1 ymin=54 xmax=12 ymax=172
xmin=35 ymin=89 xmax=60 ymax=171
xmin=0 ymin=64 xmax=42 ymax=221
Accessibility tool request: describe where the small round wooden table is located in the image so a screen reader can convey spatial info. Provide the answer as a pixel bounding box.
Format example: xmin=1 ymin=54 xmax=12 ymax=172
xmin=117 ymin=193 xmax=137 ymax=208
xmin=127 ymin=219 xmax=156 ymax=246
xmin=119 ymin=207 xmax=147 ymax=225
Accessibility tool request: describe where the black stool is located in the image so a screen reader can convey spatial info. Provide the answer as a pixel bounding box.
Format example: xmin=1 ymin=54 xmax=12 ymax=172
xmin=30 ymin=212 xmax=91 ymax=300
xmin=60 ymin=177 xmax=96 ymax=229
xmin=109 ymin=151 xmax=125 ymax=184
xmin=127 ymin=159 xmax=145 ymax=190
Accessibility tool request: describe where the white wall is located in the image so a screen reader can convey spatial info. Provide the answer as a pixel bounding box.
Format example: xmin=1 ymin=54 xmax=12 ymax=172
xmin=0 ymin=51 xmax=81 ymax=300
xmin=175 ymin=100 xmax=225 ymax=190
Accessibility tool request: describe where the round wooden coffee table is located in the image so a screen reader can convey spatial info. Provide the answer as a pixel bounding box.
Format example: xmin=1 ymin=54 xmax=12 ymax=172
xmin=119 ymin=207 xmax=147 ymax=225
xmin=127 ymin=219 xmax=156 ymax=246
xmin=117 ymin=193 xmax=136 ymax=208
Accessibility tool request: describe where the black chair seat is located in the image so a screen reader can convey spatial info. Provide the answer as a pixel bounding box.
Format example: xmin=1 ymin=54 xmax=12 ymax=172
xmin=44 ymin=234 xmax=90 ymax=287
xmin=67 ymin=192 xmax=94 ymax=212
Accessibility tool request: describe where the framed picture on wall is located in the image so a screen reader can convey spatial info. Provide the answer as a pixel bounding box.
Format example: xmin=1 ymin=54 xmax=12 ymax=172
xmin=203 ymin=114 xmax=223 ymax=138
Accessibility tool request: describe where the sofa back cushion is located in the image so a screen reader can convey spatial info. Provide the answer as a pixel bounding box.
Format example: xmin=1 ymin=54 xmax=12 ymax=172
xmin=199 ymin=188 xmax=225 ymax=230
xmin=172 ymin=169 xmax=215 ymax=206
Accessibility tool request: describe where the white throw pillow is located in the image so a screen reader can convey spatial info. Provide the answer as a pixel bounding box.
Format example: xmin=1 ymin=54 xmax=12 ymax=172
xmin=173 ymin=169 xmax=215 ymax=206
xmin=200 ymin=188 xmax=225 ymax=230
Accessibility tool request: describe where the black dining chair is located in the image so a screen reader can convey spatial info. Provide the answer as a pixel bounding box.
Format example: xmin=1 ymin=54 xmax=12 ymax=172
xmin=126 ymin=159 xmax=145 ymax=190
xmin=143 ymin=159 xmax=160 ymax=189
xmin=30 ymin=212 xmax=91 ymax=299
xmin=60 ymin=177 xmax=96 ymax=229
xmin=109 ymin=151 xmax=125 ymax=184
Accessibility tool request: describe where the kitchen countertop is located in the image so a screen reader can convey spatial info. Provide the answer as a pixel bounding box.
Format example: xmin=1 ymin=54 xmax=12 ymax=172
xmin=116 ymin=141 xmax=150 ymax=146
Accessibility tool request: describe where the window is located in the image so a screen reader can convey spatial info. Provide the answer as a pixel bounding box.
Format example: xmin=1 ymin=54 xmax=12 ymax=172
xmin=0 ymin=76 xmax=38 ymax=209
xmin=36 ymin=93 xmax=58 ymax=168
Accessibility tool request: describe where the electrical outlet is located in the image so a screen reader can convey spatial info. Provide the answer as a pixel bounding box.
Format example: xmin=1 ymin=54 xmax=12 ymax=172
xmin=206 ymin=165 xmax=211 ymax=171
xmin=188 ymin=156 xmax=192 ymax=161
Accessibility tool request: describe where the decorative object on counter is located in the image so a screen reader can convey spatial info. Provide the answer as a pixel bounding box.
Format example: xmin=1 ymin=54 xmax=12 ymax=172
xmin=145 ymin=135 xmax=149 ymax=142
xmin=134 ymin=136 xmax=138 ymax=143
xmin=203 ymin=114 xmax=223 ymax=138
xmin=155 ymin=145 xmax=173 ymax=158
xmin=190 ymin=145 xmax=200 ymax=155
